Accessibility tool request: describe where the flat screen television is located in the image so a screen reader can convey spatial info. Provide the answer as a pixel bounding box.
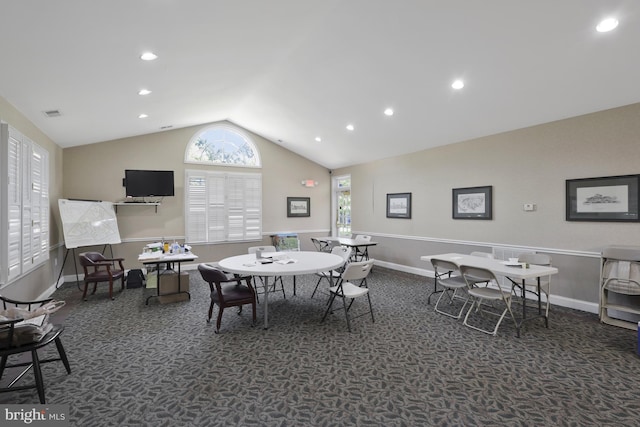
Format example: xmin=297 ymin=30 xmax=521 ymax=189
xmin=124 ymin=170 xmax=175 ymax=198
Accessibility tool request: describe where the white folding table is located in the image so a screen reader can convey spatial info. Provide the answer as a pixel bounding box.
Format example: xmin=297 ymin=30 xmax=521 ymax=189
xmin=421 ymin=253 xmax=559 ymax=336
xmin=218 ymin=251 xmax=345 ymax=329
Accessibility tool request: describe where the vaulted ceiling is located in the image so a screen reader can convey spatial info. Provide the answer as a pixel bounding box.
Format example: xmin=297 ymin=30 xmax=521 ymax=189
xmin=1 ymin=1 xmax=639 ymax=169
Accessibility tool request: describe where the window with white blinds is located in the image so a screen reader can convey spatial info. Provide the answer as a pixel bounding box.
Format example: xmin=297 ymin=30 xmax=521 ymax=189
xmin=1 ymin=123 xmax=49 ymax=285
xmin=185 ymin=170 xmax=262 ymax=243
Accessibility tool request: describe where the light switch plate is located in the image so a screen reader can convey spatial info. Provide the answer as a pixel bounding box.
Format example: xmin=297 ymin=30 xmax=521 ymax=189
xmin=523 ymin=203 xmax=536 ymax=211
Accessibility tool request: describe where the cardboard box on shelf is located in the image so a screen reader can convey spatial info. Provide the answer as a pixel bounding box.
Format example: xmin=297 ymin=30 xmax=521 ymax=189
xmin=157 ymin=271 xmax=190 ymax=304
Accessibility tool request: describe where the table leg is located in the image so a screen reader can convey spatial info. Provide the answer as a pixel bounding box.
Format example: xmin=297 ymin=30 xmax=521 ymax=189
xmin=263 ymin=276 xmax=269 ymax=329
xmin=538 ymin=277 xmax=548 ymax=328
xmin=176 ymin=261 xmax=191 ymax=301
xmin=521 ymin=279 xmax=526 ymax=319
xmin=145 ymin=263 xmax=162 ymax=305
xmin=144 ymin=261 xmax=191 ymax=305
xmin=536 ymin=277 xmax=542 ymax=314
xmin=427 ymin=271 xmax=449 ymax=304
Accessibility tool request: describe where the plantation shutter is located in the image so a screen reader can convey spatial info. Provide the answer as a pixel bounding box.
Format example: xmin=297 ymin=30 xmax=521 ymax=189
xmin=6 ymin=129 xmax=22 ymax=281
xmin=185 ymin=173 xmax=207 ymax=243
xmin=30 ymin=144 xmax=47 ymax=266
xmin=207 ymin=174 xmax=226 ymax=242
xmin=244 ymin=175 xmax=262 ymax=240
xmin=185 ymin=170 xmax=261 ymax=243
xmin=1 ymin=123 xmax=50 ymax=285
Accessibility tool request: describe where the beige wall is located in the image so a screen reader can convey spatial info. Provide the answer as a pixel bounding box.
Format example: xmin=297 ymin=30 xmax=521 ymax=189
xmin=3 ymin=89 xmax=640 ymax=311
xmin=0 ymin=97 xmax=64 ymax=300
xmin=334 ymin=102 xmax=640 ymax=309
xmin=61 ymin=121 xmax=331 ymax=270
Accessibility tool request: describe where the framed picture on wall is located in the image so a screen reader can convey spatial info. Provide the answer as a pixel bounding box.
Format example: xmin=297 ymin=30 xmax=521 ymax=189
xmin=452 ymin=186 xmax=493 ymax=220
xmin=566 ymin=174 xmax=640 ymax=222
xmin=287 ymin=197 xmax=310 ymax=217
xmin=386 ymin=193 xmax=412 ymax=219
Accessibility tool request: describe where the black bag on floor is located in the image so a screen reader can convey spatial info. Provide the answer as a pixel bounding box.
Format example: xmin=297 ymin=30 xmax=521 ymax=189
xmin=127 ymin=269 xmax=145 ymax=288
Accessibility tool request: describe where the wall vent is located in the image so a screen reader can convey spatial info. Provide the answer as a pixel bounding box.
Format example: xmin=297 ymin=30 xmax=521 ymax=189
xmin=43 ymin=110 xmax=61 ymax=117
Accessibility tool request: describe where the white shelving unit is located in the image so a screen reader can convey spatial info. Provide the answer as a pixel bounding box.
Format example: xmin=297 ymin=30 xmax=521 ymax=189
xmin=113 ymin=202 xmax=160 ymax=213
xmin=600 ymin=245 xmax=640 ymax=330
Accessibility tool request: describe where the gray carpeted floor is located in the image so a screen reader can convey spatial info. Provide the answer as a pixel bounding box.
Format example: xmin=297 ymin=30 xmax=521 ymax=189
xmin=1 ymin=267 xmax=639 ymax=426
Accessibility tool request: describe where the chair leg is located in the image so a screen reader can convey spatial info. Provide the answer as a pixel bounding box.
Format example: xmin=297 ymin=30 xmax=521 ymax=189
xmin=0 ymin=355 xmax=7 ymax=380
xmin=434 ymin=288 xmax=469 ymax=319
xmin=366 ymin=293 xmax=375 ymax=323
xmin=311 ymin=276 xmax=323 ymax=299
xmin=31 ymin=349 xmax=46 ymax=404
xmin=54 ymin=337 xmax=72 ymax=374
xmin=321 ymin=293 xmax=337 ymax=322
xmin=207 ymin=302 xmax=215 ymax=322
xmin=215 ymin=308 xmax=224 ymax=333
xmin=462 ymin=299 xmax=477 ymax=328
xmin=342 ymin=296 xmax=352 ymax=332
xmin=347 ymin=298 xmax=355 ymax=312
xmin=108 ymin=278 xmax=114 ymax=300
xmin=463 ymin=297 xmax=513 ymax=336
xmin=82 ymin=282 xmax=89 ymax=301
xmin=253 ymin=277 xmax=261 ymax=304
xmin=342 ymin=294 xmax=375 ymax=326
xmin=491 ymin=307 xmax=509 ymax=335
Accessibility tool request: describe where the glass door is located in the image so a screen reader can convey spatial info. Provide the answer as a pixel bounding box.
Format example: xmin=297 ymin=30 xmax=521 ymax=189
xmin=332 ymin=175 xmax=351 ymax=237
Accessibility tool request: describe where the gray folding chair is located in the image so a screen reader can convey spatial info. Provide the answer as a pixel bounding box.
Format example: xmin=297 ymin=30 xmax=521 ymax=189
xmin=460 ymin=265 xmax=517 ymax=336
xmin=321 ymin=259 xmax=375 ymax=332
xmin=430 ymin=258 xmax=470 ymax=319
xmin=467 ymin=251 xmax=495 ymax=286
xmin=311 ymin=246 xmax=351 ymax=298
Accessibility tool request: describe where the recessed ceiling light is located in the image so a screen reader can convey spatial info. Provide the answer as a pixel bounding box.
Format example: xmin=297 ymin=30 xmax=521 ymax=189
xmin=315 ymin=137 xmax=322 ymax=142
xmin=138 ymin=89 xmax=152 ymax=95
xmin=596 ymin=17 xmax=619 ymax=32
xmin=451 ymin=79 xmax=465 ymax=90
xmin=138 ymin=114 xmax=148 ymax=119
xmin=346 ymin=124 xmax=355 ymax=131
xmin=384 ymin=108 xmax=394 ymax=116
xmin=140 ymin=52 xmax=158 ymax=61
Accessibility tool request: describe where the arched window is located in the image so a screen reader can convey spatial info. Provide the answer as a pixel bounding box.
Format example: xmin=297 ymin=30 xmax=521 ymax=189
xmin=185 ymin=125 xmax=261 ymax=167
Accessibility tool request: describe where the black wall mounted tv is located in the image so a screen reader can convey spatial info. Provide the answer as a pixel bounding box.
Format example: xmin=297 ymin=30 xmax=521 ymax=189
xmin=124 ymin=170 xmax=175 ymax=198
